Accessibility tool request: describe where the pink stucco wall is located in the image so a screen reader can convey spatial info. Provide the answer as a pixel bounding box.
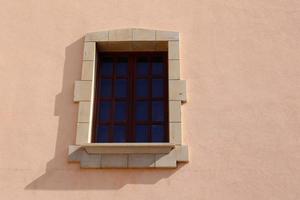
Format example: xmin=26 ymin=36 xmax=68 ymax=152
xmin=1 ymin=0 xmax=300 ymax=199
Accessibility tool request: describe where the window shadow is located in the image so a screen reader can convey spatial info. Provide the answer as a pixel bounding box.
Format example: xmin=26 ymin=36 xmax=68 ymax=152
xmin=25 ymin=38 xmax=181 ymax=190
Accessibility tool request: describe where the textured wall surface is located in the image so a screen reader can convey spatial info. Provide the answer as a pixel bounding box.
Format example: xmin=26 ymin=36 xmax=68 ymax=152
xmin=0 ymin=0 xmax=300 ymax=199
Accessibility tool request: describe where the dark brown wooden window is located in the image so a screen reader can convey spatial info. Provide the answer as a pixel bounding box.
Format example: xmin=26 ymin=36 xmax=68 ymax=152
xmin=92 ymin=52 xmax=169 ymax=143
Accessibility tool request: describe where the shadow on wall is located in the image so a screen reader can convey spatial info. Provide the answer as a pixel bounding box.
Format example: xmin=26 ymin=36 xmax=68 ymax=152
xmin=25 ymin=38 xmax=180 ymax=190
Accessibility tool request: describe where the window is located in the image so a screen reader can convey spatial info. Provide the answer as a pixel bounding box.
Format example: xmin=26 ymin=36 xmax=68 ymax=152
xmin=93 ymin=53 xmax=169 ymax=143
xmin=69 ymin=28 xmax=188 ymax=168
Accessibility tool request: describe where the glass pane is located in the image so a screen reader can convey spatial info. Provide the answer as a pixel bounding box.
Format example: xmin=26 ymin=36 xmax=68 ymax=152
xmin=101 ymin=57 xmax=113 ymax=77
xmin=151 ymin=125 xmax=164 ymax=142
xmin=152 ymin=79 xmax=164 ymax=97
xmin=115 ymin=102 xmax=127 ymax=121
xmin=135 ymin=125 xmax=148 ymax=142
xmin=100 ymin=101 xmax=111 ymax=120
xmin=136 ymin=57 xmax=148 ymax=76
xmin=115 ymin=79 xmax=128 ymax=98
xmin=96 ymin=125 xmax=109 ymax=142
xmin=100 ymin=79 xmax=112 ymax=97
xmin=113 ymin=125 xmax=126 ymax=142
xmin=152 ymin=101 xmax=164 ymax=121
xmin=136 ymin=79 xmax=148 ymax=97
xmin=135 ymin=101 xmax=149 ymax=121
xmin=152 ymin=58 xmax=164 ymax=76
xmin=116 ymin=57 xmax=128 ymax=77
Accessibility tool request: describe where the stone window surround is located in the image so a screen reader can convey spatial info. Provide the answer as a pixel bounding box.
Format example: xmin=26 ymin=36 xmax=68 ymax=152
xmin=68 ymin=28 xmax=188 ymax=168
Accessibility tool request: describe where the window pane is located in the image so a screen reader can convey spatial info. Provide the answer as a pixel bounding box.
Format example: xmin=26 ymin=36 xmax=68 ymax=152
xmin=100 ymin=101 xmax=111 ymax=121
xmin=96 ymin=125 xmax=109 ymax=142
xmin=152 ymin=79 xmax=164 ymax=97
xmin=135 ymin=125 xmax=148 ymax=142
xmin=115 ymin=102 xmax=127 ymax=121
xmin=136 ymin=79 xmax=148 ymax=97
xmin=136 ymin=57 xmax=148 ymax=76
xmin=113 ymin=125 xmax=126 ymax=142
xmin=116 ymin=57 xmax=128 ymax=77
xmin=101 ymin=57 xmax=113 ymax=77
xmin=151 ymin=125 xmax=164 ymax=142
xmin=115 ymin=79 xmax=128 ymax=98
xmin=152 ymin=101 xmax=164 ymax=121
xmin=136 ymin=101 xmax=149 ymax=121
xmin=100 ymin=79 xmax=112 ymax=97
xmin=152 ymin=61 xmax=164 ymax=76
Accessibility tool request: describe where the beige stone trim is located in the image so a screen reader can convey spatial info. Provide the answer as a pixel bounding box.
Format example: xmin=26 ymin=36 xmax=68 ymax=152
xmin=76 ymin=123 xmax=90 ymax=144
xmin=109 ymin=29 xmax=133 ymax=41
xmin=128 ymin=154 xmax=155 ymax=168
xmin=133 ymin=29 xmax=156 ymax=41
xmin=71 ymin=28 xmax=189 ymax=168
xmin=81 ymin=61 xmax=94 ymax=80
xmin=85 ymin=31 xmax=109 ymax=42
xmin=74 ymin=81 xmax=92 ymax=102
xmin=83 ymin=143 xmax=174 ymax=154
xmin=101 ymin=154 xmax=128 ymax=168
xmin=169 ymin=122 xmax=182 ymax=145
xmin=77 ymin=102 xmax=91 ymax=122
xmin=168 ymin=40 xmax=180 ymax=59
xmin=83 ymin=42 xmax=96 ymax=61
xmin=169 ymin=101 xmax=181 ymax=122
xmin=68 ymin=144 xmax=188 ymax=168
xmin=168 ymin=59 xmax=180 ymax=80
xmin=156 ymin=30 xmax=179 ymax=41
xmin=155 ymin=150 xmax=177 ymax=168
xmin=169 ymin=80 xmax=187 ymax=102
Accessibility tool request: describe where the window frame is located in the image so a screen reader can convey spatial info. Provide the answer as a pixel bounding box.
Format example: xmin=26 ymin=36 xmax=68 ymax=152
xmin=92 ymin=52 xmax=169 ymax=143
xmin=69 ymin=29 xmax=188 ymax=168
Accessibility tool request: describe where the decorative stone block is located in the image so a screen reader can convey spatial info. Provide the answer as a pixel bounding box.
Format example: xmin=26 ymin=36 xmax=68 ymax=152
xmin=109 ymin=29 xmax=133 ymax=41
xmin=81 ymin=61 xmax=94 ymax=80
xmin=169 ymin=101 xmax=181 ymax=122
xmin=175 ymin=145 xmax=189 ymax=162
xmin=78 ymin=102 xmax=91 ymax=122
xmin=68 ymin=145 xmax=83 ymax=162
xmin=80 ymin=151 xmax=101 ymax=168
xmin=101 ymin=154 xmax=128 ymax=168
xmin=133 ymin=29 xmax=155 ymax=40
xmin=74 ymin=81 xmax=92 ymax=102
xmin=128 ymin=154 xmax=155 ymax=168
xmin=168 ymin=59 xmax=180 ymax=80
xmin=76 ymin=122 xmax=90 ymax=144
xmin=169 ymin=80 xmax=187 ymax=102
xmin=156 ymin=30 xmax=179 ymax=41
xmin=85 ymin=31 xmax=109 ymax=42
xmin=168 ymin=41 xmax=180 ymax=59
xmin=169 ymin=122 xmax=182 ymax=145
xmin=155 ymin=150 xmax=177 ymax=168
xmin=83 ymin=42 xmax=96 ymax=61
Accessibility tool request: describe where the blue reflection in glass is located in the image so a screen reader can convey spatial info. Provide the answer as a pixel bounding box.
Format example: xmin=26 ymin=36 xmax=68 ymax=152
xmin=151 ymin=125 xmax=164 ymax=142
xmin=115 ymin=79 xmax=127 ymax=98
xmin=136 ymin=79 xmax=148 ymax=97
xmin=152 ymin=79 xmax=164 ymax=97
xmin=100 ymin=79 xmax=112 ymax=97
xmin=114 ymin=125 xmax=126 ymax=142
xmin=100 ymin=101 xmax=111 ymax=121
xmin=115 ymin=102 xmax=127 ymax=121
xmin=152 ymin=101 xmax=164 ymax=121
xmin=152 ymin=62 xmax=164 ymax=76
xmin=136 ymin=101 xmax=149 ymax=121
xmin=96 ymin=125 xmax=109 ymax=142
xmin=116 ymin=61 xmax=128 ymax=77
xmin=137 ymin=57 xmax=148 ymax=76
xmin=135 ymin=125 xmax=148 ymax=142
xmin=101 ymin=57 xmax=113 ymax=77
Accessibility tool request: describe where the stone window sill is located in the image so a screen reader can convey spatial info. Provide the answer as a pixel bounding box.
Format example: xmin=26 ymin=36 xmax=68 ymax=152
xmin=82 ymin=143 xmax=175 ymax=154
